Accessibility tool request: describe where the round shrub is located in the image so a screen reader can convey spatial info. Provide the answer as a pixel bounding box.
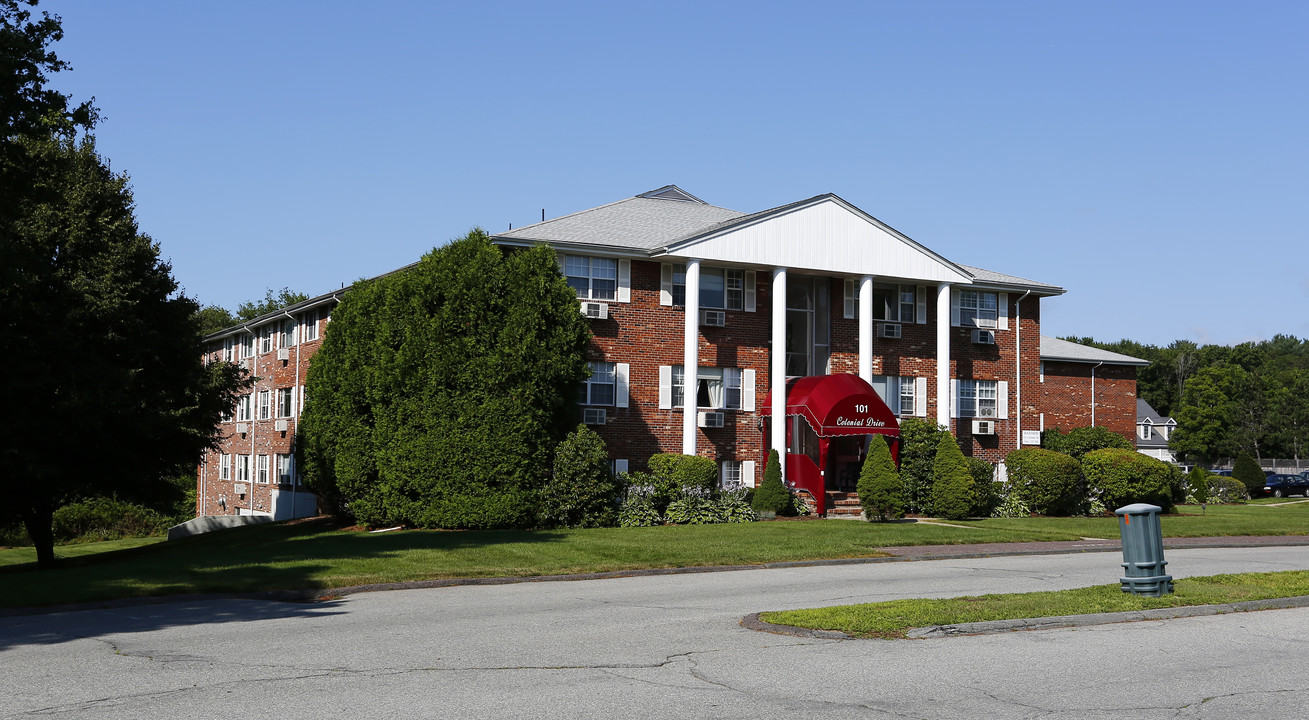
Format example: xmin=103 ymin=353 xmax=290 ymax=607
xmin=538 ymin=424 xmax=622 ymax=528
xmin=1004 ymin=447 xmax=1083 ymax=516
xmin=858 ymin=435 xmax=903 ymax=522
xmin=1207 ymin=476 xmax=1250 ymax=504
xmin=647 ymin=453 xmax=717 ymax=512
xmin=1081 ymin=448 xmax=1176 ymax=512
xmin=929 ymin=434 xmax=975 ymax=520
xmin=1231 ymin=454 xmax=1265 ymax=497
xmin=752 ymin=450 xmax=794 ymax=516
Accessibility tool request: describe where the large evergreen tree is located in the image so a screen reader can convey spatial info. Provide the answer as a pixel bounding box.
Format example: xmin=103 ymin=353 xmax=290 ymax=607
xmin=299 ymin=230 xmax=592 ymax=528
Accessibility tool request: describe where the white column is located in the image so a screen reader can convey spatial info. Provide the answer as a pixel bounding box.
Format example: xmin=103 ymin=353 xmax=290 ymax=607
xmin=682 ymin=259 xmax=701 ymax=456
xmin=858 ymin=274 xmax=874 ymax=382
xmin=771 ymin=267 xmax=788 ymax=480
xmin=936 ymin=283 xmax=952 ymax=428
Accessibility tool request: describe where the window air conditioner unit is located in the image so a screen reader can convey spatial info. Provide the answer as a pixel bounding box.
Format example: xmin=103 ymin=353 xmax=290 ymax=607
xmin=879 ymin=323 xmax=902 ymax=339
xmin=234 ymin=483 xmax=248 ymax=496
xmin=972 ymin=420 xmax=995 ymax=435
xmin=700 ymin=309 xmax=726 ymax=327
xmin=278 ymin=348 xmax=290 ymax=361
xmin=972 ymin=329 xmax=996 ymax=345
xmin=583 ymin=408 xmax=607 ymax=426
xmin=581 ymin=302 xmax=609 ymax=320
xmin=235 ymin=422 xmax=249 ymax=435
xmin=275 ymin=418 xmax=289 ymax=432
xmin=697 ymin=411 xmax=725 ymax=428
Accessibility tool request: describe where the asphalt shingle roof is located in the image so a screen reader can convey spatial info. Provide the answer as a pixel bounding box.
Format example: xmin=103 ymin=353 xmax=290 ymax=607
xmin=1040 ymin=336 xmax=1150 ymax=366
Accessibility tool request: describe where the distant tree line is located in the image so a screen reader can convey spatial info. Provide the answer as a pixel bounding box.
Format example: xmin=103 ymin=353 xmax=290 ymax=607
xmin=197 ymin=287 xmax=310 ymax=335
xmin=1064 ymin=335 xmax=1309 ymax=463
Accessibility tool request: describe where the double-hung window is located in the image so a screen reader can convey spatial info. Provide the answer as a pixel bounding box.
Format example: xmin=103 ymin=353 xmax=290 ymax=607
xmin=301 ymin=308 xmax=319 ymax=342
xmin=276 ymin=454 xmax=295 ymax=484
xmin=870 ymin=375 xmax=918 ymax=415
xmin=219 ymin=454 xmax=231 ymax=480
xmin=256 ymin=454 xmax=269 ymax=484
xmin=871 ymin=285 xmax=916 ymax=322
xmin=257 ymin=391 xmax=271 ymax=420
xmin=720 ymin=460 xmax=742 ymax=488
xmin=276 ymin=388 xmax=295 ymax=418
xmin=259 ymin=325 xmax=275 ymax=354
xmin=236 ymin=395 xmax=252 ymax=422
xmin=565 ymin=256 xmax=617 ymax=301
xmin=959 ymin=290 xmax=999 ymax=328
xmin=236 ymin=455 xmax=250 ymax=482
xmin=959 ymin=380 xmax=998 ymax=418
xmin=579 ymin=361 xmax=616 ymax=405
xmin=280 ymin=319 xmax=297 ymax=348
xmin=673 ymin=367 xmax=742 ymax=409
xmin=671 ymin=266 xmax=745 ymax=310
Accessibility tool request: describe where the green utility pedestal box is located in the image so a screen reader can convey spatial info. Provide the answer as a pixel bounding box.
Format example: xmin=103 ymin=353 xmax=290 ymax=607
xmin=1116 ymin=503 xmax=1174 ymax=596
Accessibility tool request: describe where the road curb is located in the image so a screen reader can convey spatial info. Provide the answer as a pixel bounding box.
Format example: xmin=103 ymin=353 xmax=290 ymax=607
xmin=742 ymin=595 xmax=1309 ymax=641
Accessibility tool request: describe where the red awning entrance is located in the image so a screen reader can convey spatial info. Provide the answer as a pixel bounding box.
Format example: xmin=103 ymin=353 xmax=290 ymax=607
xmin=760 ymin=374 xmax=901 ymax=515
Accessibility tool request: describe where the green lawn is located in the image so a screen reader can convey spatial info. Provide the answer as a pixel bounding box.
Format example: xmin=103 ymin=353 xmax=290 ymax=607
xmin=0 ymin=501 xmax=1305 ymax=609
xmin=759 ymin=570 xmax=1309 ymax=639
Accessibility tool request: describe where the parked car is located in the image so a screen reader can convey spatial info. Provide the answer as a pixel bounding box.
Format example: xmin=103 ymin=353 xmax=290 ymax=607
xmin=1262 ymin=473 xmax=1309 ymax=498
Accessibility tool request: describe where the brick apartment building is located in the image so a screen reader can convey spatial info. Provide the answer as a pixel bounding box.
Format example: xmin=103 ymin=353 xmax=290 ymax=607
xmin=195 ymin=185 xmax=1147 ymax=518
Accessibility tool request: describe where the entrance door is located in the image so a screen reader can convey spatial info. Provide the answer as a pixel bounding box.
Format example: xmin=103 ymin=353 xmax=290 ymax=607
xmin=827 ymin=435 xmax=866 ymax=491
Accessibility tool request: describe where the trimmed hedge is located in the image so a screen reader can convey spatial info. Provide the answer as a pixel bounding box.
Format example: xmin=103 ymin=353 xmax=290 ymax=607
xmin=51 ymin=498 xmax=171 ymax=542
xmin=1041 ymin=426 xmax=1132 ymax=460
xmin=858 ymin=435 xmax=903 ymax=522
xmin=648 ymin=453 xmax=718 ymax=512
xmin=1207 ymin=476 xmax=1250 ymax=504
xmin=1004 ymin=447 xmax=1083 ymax=516
xmin=967 ymin=457 xmax=1002 ymax=518
xmin=1081 ymin=448 xmax=1176 ymax=512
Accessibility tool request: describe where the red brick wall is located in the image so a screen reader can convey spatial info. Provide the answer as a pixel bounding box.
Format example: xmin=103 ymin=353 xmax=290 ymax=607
xmin=1040 ymin=360 xmax=1138 ymax=443
xmin=195 ymin=305 xmax=333 ymax=517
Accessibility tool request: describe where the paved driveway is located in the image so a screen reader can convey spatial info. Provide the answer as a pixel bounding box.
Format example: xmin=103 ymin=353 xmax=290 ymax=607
xmin=3 ymin=546 xmax=1308 ymax=719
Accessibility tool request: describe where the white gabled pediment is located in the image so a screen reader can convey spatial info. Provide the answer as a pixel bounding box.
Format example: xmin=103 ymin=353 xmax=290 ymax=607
xmin=661 ymin=195 xmax=972 ymax=283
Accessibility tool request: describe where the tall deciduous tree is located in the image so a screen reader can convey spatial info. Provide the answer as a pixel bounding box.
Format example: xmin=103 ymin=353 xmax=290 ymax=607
xmin=299 ymin=230 xmax=591 ymax=528
xmin=0 ymin=133 xmax=249 ymax=567
xmin=2 ymin=1 xmax=247 ymax=567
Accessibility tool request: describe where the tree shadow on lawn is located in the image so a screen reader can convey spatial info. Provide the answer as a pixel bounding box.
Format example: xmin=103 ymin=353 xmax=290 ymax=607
xmin=0 ymin=518 xmax=569 ymax=645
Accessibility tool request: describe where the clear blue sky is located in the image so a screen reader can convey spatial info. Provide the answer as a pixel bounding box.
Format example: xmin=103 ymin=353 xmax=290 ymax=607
xmin=47 ymin=0 xmax=1309 ymax=347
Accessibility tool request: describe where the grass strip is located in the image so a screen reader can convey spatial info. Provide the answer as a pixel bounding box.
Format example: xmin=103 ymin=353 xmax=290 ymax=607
xmin=0 ymin=519 xmax=1078 ymax=608
xmin=759 ymin=570 xmax=1309 ymax=639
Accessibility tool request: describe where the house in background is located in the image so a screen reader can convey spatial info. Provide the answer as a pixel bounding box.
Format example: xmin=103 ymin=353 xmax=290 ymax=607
xmin=196 ymin=185 xmax=1147 ymax=518
xmin=1136 ymin=399 xmax=1178 ymax=463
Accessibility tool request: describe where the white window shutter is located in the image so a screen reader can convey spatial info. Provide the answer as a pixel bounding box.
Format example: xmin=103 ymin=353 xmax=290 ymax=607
xmin=998 ymin=292 xmax=1009 ymax=330
xmin=916 ymin=285 xmax=927 ymax=324
xmin=614 ymin=459 xmax=628 ymax=475
xmin=615 ymin=363 xmax=630 ymax=408
xmin=950 ymin=379 xmax=959 ymax=418
xmin=616 ymin=260 xmax=631 ymax=303
xmin=290 ymin=388 xmax=297 ymax=418
xmin=887 ymin=376 xmax=901 ymax=415
xmin=658 ymin=365 xmax=672 ymax=409
xmin=951 ymin=288 xmax=962 ymax=327
xmin=843 ymin=279 xmax=856 ymax=319
xmin=660 ymin=264 xmax=673 ymax=306
xmin=915 ymin=377 xmax=928 ymax=416
xmin=742 ymin=460 xmax=756 ymax=488
xmin=998 ymin=380 xmax=1010 ymax=419
xmin=742 ymin=368 xmax=756 ymax=411
xmin=744 ymin=270 xmax=756 ymax=312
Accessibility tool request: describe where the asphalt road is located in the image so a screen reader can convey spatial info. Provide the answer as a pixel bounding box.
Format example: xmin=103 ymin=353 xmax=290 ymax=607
xmin=2 ymin=546 xmax=1308 ymax=719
